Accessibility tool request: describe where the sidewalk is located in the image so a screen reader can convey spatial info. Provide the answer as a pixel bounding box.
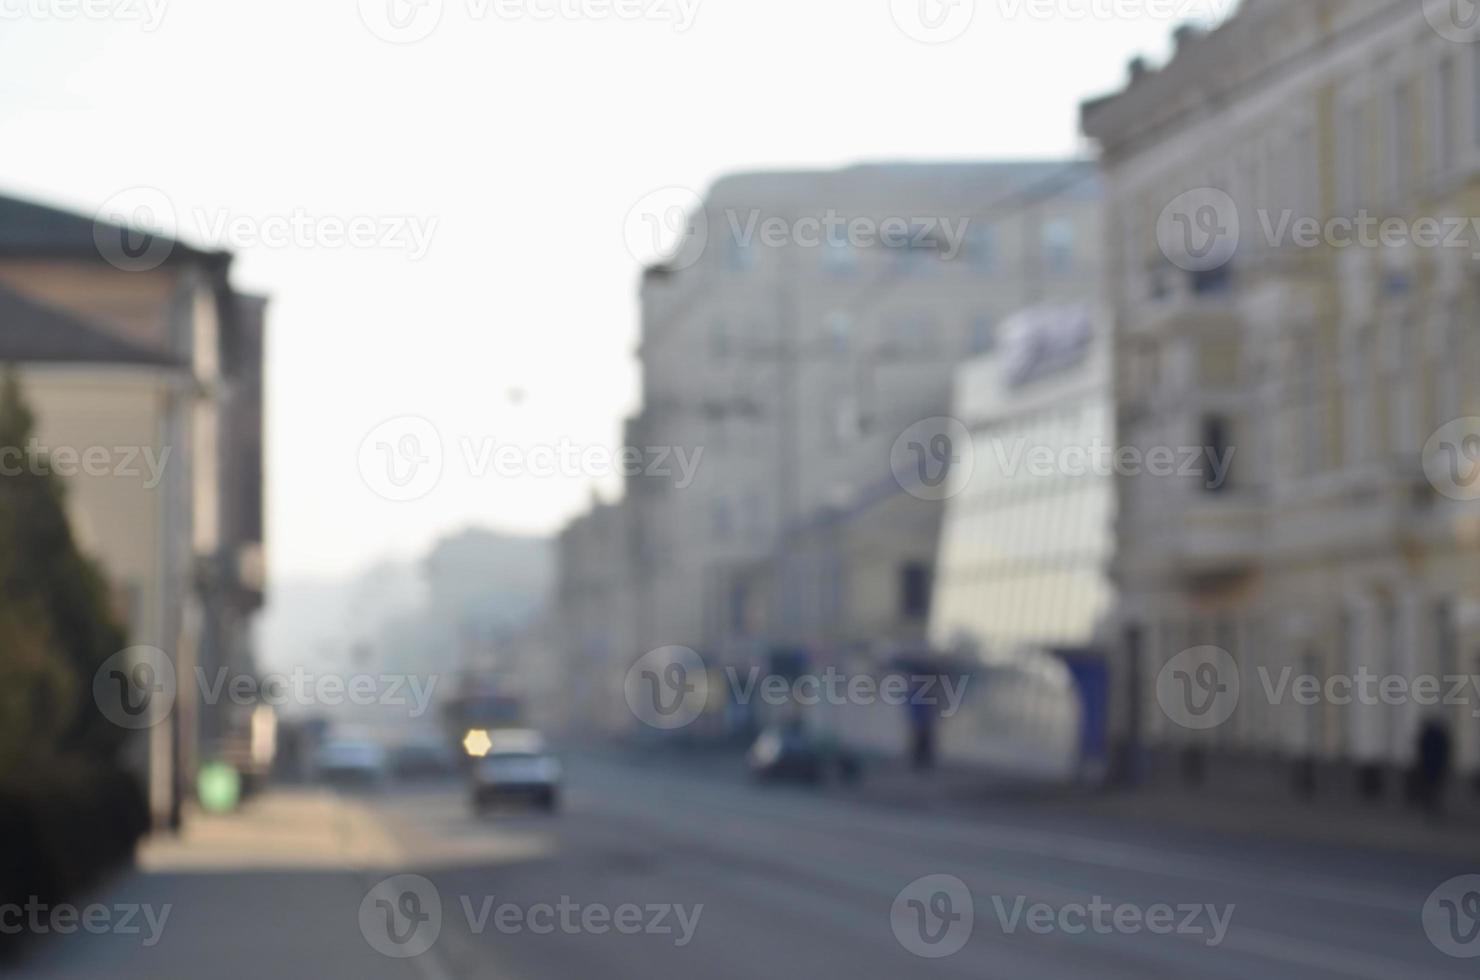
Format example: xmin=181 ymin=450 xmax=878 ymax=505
xmin=1070 ymin=782 xmax=1480 ymax=863
xmin=7 ymin=790 xmax=425 ymax=980
xmin=609 ymin=741 xmax=1480 ymax=863
xmin=844 ymin=759 xmax=1480 ymax=863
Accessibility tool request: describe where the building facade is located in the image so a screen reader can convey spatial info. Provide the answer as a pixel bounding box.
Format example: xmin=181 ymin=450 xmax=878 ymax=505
xmin=1083 ymin=0 xmax=1480 ymax=797
xmin=630 ymin=163 xmax=1099 ymax=664
xmin=557 ymin=161 xmax=1105 ymax=737
xmin=734 ymin=167 xmax=1103 ymax=661
xmin=929 ymin=303 xmax=1112 ymax=659
xmin=0 ymin=193 xmax=266 ymax=826
xmin=555 ymin=498 xmax=636 ymax=735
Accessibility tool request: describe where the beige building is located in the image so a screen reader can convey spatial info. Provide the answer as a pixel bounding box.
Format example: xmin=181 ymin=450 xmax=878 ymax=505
xmin=555 ymin=498 xmax=636 ymax=735
xmin=740 ymin=169 xmax=1104 ymax=668
xmin=559 ymin=161 xmax=1104 ymax=737
xmin=0 ymin=193 xmax=266 ymax=826
xmin=631 ymin=163 xmax=1097 ymax=663
xmin=1083 ymin=0 xmax=1480 ymax=798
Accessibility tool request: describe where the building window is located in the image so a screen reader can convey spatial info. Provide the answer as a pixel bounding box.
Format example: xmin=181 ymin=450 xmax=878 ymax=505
xmin=1434 ymin=55 xmax=1458 ymax=181
xmin=1191 ymin=264 xmax=1233 ymax=295
xmin=899 ymin=562 xmax=931 ymax=620
xmin=1201 ymin=414 xmax=1234 ymax=494
xmin=964 ymin=224 xmax=996 ymax=271
xmin=1148 ymin=259 xmax=1174 ymax=301
xmin=1435 ymin=599 xmax=1457 ymax=680
xmin=1043 ymin=218 xmax=1075 ymax=274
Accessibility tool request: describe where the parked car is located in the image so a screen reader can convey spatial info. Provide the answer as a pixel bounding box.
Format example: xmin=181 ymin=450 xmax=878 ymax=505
xmin=388 ymin=735 xmax=459 ymax=781
xmin=747 ymin=723 xmax=861 ymax=785
xmin=313 ymin=737 xmax=388 ymax=788
xmin=468 ymin=730 xmax=561 ymax=813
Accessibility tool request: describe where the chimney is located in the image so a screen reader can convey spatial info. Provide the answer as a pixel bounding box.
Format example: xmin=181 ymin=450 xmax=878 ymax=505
xmin=1173 ymin=24 xmax=1203 ymax=51
xmin=1128 ymin=56 xmax=1149 ymax=83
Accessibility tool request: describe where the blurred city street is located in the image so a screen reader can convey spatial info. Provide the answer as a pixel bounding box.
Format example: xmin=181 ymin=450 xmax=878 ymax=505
xmin=9 ymin=4 xmax=1480 ymax=977
xmin=13 ymin=753 xmax=1476 ymax=979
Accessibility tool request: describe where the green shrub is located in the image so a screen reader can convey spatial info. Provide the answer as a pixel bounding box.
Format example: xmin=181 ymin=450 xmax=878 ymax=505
xmin=0 ymin=369 xmax=145 ymax=940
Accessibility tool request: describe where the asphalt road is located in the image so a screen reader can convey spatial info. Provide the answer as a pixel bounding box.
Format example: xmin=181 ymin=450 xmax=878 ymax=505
xmin=361 ymin=754 xmax=1480 ymax=980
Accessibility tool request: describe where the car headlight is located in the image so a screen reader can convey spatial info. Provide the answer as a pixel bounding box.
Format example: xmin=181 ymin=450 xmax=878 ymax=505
xmin=751 ymin=733 xmax=782 ymax=766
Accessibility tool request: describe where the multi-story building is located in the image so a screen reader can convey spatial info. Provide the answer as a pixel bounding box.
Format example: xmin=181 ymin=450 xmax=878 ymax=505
xmin=0 ymin=192 xmax=266 ymax=826
xmin=729 ymin=168 xmax=1105 ymax=673
xmin=1083 ymin=0 xmax=1480 ymax=798
xmin=627 ymin=162 xmax=1097 ymax=669
xmin=554 ymin=498 xmax=635 ymax=735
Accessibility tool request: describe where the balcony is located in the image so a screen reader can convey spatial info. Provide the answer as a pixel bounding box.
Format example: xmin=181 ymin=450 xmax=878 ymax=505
xmin=1264 ymin=461 xmax=1446 ymax=560
xmin=1168 ymin=493 xmax=1264 ymax=574
xmin=1118 ymin=489 xmax=1263 ymax=578
xmin=1131 ymin=268 xmax=1241 ymax=338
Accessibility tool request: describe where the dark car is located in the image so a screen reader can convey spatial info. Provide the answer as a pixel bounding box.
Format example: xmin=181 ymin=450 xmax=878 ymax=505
xmin=388 ymin=736 xmax=459 ymax=781
xmin=747 ymin=724 xmax=861 ymax=785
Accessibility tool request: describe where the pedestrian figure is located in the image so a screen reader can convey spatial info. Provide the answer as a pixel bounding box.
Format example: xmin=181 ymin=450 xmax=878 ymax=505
xmin=1415 ymin=717 xmax=1453 ymax=821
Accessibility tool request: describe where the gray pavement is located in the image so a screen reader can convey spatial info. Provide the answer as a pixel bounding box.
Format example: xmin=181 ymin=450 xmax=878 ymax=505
xmin=9 ymin=755 xmax=1480 ymax=978
xmin=3 ymin=790 xmax=424 ymax=980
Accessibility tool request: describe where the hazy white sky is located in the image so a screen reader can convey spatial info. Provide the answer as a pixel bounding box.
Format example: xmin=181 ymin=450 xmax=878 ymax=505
xmin=0 ymin=0 xmax=1228 ymax=580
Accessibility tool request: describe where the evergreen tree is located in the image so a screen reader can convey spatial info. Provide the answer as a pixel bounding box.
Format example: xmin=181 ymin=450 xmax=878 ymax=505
xmin=0 ymin=369 xmax=126 ymax=783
